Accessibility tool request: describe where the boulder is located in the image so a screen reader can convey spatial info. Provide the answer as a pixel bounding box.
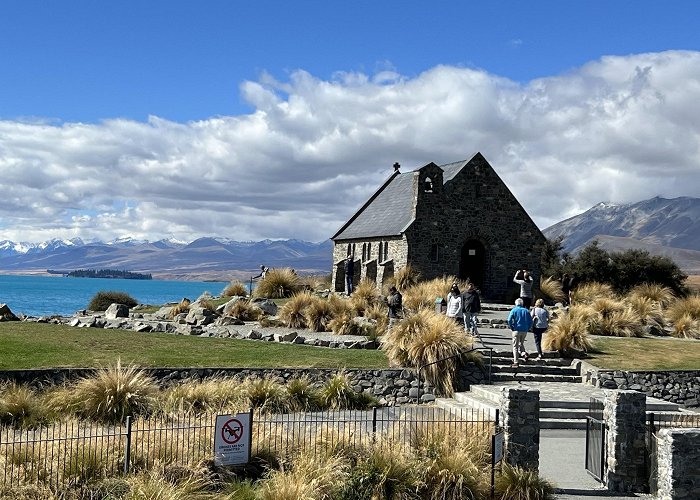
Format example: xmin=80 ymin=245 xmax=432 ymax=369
xmin=154 ymin=305 xmax=174 ymax=320
xmin=185 ymin=306 xmax=216 ymax=326
xmin=105 ymin=303 xmax=130 ymax=320
xmin=251 ymin=298 xmax=278 ymax=316
xmin=0 ymin=304 xmax=19 ymax=322
xmin=218 ymin=297 xmax=244 ymax=316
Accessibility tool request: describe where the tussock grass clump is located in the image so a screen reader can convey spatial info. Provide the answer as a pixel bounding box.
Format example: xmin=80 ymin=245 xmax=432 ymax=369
xmin=394 ymin=264 xmax=421 ymax=290
xmin=243 ymin=378 xmax=289 ymax=414
xmin=286 ymin=377 xmax=322 ymax=412
xmin=0 ymin=383 xmax=53 ymax=429
xmin=259 ymin=454 xmax=348 ymax=500
xmin=253 ymin=268 xmax=301 ymax=299
xmin=666 ymin=295 xmax=700 ymax=339
xmin=328 ymin=312 xmax=363 ymax=336
xmin=227 ymin=300 xmax=263 ymax=321
xmin=629 ymin=283 xmax=675 ymax=307
xmin=571 ymin=282 xmax=616 ymax=304
xmin=592 ymin=307 xmax=644 ymax=337
xmin=279 ymin=292 xmax=315 ymax=328
xmin=87 ymin=290 xmax=138 ymax=311
xmin=626 ymin=295 xmax=666 ymax=332
xmin=320 ymin=372 xmax=376 ymax=410
xmin=64 ymin=361 xmax=158 ymax=423
xmin=341 ymin=445 xmax=422 ymax=500
xmin=223 ymin=280 xmax=248 ymax=297
xmin=350 ymin=279 xmax=380 ymax=315
xmin=328 ymin=294 xmax=353 ymax=316
xmin=168 ymin=298 xmax=191 ymax=319
xmin=160 ymin=378 xmax=244 ymax=415
xmin=125 ymin=465 xmax=212 ymax=500
xmin=494 ymin=464 xmax=554 ymax=500
xmin=365 ymin=303 xmax=389 ymax=336
xmin=538 ymin=277 xmax=566 ymax=303
xmin=543 ymin=306 xmax=593 ymax=354
xmin=304 ymin=297 xmax=334 ymax=332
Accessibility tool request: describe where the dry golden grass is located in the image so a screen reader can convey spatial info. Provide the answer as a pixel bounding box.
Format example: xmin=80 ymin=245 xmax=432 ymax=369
xmin=571 ymin=282 xmax=616 ymax=304
xmin=494 ymin=464 xmax=554 ymax=500
xmin=666 ymin=295 xmax=700 ymax=323
xmin=593 ymin=307 xmax=645 ymax=337
xmin=628 ymin=283 xmax=675 ymax=307
xmin=364 ymin=303 xmax=389 ymax=336
xmin=625 ymin=295 xmax=665 ymax=331
xmin=304 ymin=297 xmax=334 ymax=332
xmin=278 ymin=292 xmax=315 ymax=328
xmin=168 ymin=298 xmax=191 ymax=319
xmin=223 ymin=280 xmax=248 ymax=297
xmin=671 ymin=314 xmax=700 ymax=339
xmin=543 ymin=306 xmax=593 ymax=354
xmin=538 ymin=277 xmax=566 ymax=303
xmin=394 ymin=264 xmax=421 ymax=290
xmin=253 ymin=268 xmax=301 ymax=299
xmin=226 ymin=299 xmax=263 ymax=321
xmin=685 ymin=274 xmax=700 ymax=294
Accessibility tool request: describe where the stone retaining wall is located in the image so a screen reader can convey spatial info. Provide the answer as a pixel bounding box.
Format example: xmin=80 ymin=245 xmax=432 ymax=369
xmin=656 ymin=428 xmax=700 ymax=499
xmin=580 ymin=362 xmax=700 ymax=407
xmin=0 ymin=363 xmax=487 ymax=407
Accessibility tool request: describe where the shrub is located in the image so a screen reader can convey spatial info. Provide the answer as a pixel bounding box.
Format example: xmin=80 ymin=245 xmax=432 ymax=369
xmin=286 ymin=377 xmax=322 ymax=412
xmin=328 ymin=312 xmax=364 ymax=336
xmin=279 ymin=292 xmax=315 ymax=328
xmin=304 ymin=297 xmax=334 ymax=332
xmin=339 ymin=445 xmax=421 ymax=500
xmin=0 ymin=383 xmax=53 ymax=428
xmin=405 ymin=311 xmax=475 ymax=396
xmin=543 ymin=307 xmax=593 ymax=354
xmin=666 ymin=295 xmax=700 ymax=324
xmin=320 ymin=372 xmax=376 ymax=410
xmin=628 ymin=283 xmax=675 ymax=307
xmin=625 ymin=295 xmax=665 ymax=333
xmin=394 ymin=264 xmax=421 ymax=290
xmin=243 ymin=378 xmax=289 ymax=414
xmin=419 ymin=434 xmax=486 ymax=500
xmin=223 ymin=280 xmax=248 ymax=297
xmin=537 ymin=277 xmax=566 ymax=303
xmin=350 ymin=279 xmax=380 ymax=315
xmin=168 ymin=298 xmax=191 ymax=319
xmin=382 ymin=312 xmax=428 ymax=367
xmin=87 ymin=290 xmax=138 ymax=311
xmin=671 ymin=314 xmax=700 ymax=339
xmin=160 ymin=378 xmax=244 ymax=415
xmin=259 ymin=454 xmax=348 ymax=500
xmin=592 ymin=307 xmax=644 ymax=337
xmin=253 ymin=268 xmax=301 ymax=299
xmin=365 ymin=303 xmax=389 ymax=336
xmin=328 ymin=294 xmax=353 ymax=316
xmin=67 ymin=360 xmax=158 ymax=423
xmin=494 ymin=464 xmax=554 ymax=500
xmin=570 ymin=282 xmax=616 ymax=305
xmin=227 ymin=300 xmax=263 ymax=321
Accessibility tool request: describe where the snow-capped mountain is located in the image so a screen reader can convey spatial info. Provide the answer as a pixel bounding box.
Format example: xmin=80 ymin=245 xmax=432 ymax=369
xmin=0 ymin=237 xmax=333 ymax=278
xmin=544 ymin=196 xmax=700 ymax=253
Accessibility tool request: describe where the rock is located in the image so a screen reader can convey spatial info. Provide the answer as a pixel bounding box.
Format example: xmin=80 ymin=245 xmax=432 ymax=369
xmin=248 ymin=330 xmax=262 ymax=340
xmin=215 ymin=316 xmax=245 ymax=326
xmin=154 ymin=306 xmax=174 ymax=320
xmin=218 ymin=297 xmax=244 ymax=316
xmin=0 ymin=304 xmax=19 ymax=322
xmin=133 ymin=323 xmax=153 ymax=333
xmin=70 ymin=317 xmax=81 ymax=327
xmin=251 ymin=298 xmax=278 ymax=316
xmin=185 ymin=306 xmax=217 ymax=326
xmin=105 ymin=303 xmax=130 ymax=320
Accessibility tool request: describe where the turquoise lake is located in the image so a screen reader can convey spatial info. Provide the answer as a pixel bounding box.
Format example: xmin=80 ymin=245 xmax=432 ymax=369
xmin=0 ymin=275 xmax=229 ymax=317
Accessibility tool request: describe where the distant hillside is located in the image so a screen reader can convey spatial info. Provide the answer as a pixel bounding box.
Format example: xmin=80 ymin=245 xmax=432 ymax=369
xmin=543 ymin=196 xmax=700 ymax=273
xmin=0 ymin=237 xmax=333 ymax=280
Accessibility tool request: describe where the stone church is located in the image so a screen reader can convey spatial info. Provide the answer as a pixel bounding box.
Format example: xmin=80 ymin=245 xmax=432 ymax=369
xmin=330 ymin=152 xmax=546 ymax=301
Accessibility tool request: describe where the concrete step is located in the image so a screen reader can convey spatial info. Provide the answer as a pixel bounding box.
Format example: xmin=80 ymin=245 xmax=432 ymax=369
xmin=540 ymin=407 xmax=590 ymax=419
xmin=485 ymin=357 xmax=575 ymax=367
xmin=491 ymin=364 xmax=580 ymax=376
xmin=541 ymin=418 xmax=588 ymax=430
xmin=434 ymin=397 xmax=497 ymax=420
xmin=492 ymin=373 xmax=583 ymax=383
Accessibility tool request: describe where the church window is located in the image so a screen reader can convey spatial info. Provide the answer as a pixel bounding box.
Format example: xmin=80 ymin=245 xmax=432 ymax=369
xmin=424 ymin=176 xmax=434 ymax=193
xmin=430 ymin=243 xmax=440 ymax=262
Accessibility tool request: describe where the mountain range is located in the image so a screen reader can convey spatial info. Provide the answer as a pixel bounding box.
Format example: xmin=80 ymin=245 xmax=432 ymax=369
xmin=0 ymin=237 xmax=333 ymax=281
xmin=543 ymin=196 xmax=700 ymax=274
xmin=2 ymin=196 xmax=699 ymax=280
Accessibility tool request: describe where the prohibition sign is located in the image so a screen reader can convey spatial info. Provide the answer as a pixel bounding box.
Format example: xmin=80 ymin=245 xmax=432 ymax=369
xmin=221 ymin=418 xmax=244 ymax=445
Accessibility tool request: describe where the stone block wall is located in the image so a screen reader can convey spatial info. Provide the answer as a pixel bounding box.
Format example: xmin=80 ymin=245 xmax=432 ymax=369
xmin=497 ymin=387 xmax=539 ymax=469
xmin=656 ymin=428 xmax=700 ymax=500
xmin=331 ymin=237 xmax=407 ymax=292
xmin=581 ymin=363 xmax=700 ymax=407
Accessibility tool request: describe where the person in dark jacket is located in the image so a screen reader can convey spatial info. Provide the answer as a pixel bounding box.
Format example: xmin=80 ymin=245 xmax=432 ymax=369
xmin=343 ymin=256 xmax=354 ymax=294
xmin=387 ymin=286 xmax=403 ymax=330
xmin=462 ymin=283 xmax=482 ymax=338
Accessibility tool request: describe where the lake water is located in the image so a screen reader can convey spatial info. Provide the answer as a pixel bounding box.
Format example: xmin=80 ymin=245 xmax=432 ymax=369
xmin=0 ymin=275 xmax=229 ymax=317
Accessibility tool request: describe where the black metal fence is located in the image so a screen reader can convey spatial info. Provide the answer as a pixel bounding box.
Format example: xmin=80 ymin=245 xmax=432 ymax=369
xmin=0 ymin=406 xmax=497 ymax=490
xmin=645 ymin=412 xmax=700 ymax=494
xmin=585 ymin=397 xmax=605 ymax=483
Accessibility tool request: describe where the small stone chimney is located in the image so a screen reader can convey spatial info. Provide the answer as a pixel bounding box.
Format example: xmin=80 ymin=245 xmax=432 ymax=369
xmin=393 ymin=162 xmax=401 ymax=173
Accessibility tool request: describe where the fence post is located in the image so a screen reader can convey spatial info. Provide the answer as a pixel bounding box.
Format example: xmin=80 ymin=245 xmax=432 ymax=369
xmin=372 ymin=407 xmax=378 ymax=435
xmin=123 ymin=416 xmax=132 ymax=475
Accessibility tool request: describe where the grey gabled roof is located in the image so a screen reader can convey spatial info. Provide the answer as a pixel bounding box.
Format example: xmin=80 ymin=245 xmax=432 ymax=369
xmin=331 ymin=155 xmax=476 ymax=241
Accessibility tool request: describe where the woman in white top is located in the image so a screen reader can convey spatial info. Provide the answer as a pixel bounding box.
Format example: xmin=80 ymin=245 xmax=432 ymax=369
xmin=446 ymin=283 xmax=463 ymax=325
xmin=530 ymin=298 xmax=549 ymax=360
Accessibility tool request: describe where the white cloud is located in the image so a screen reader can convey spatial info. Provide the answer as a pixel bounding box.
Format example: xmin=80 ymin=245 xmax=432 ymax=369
xmin=1 ymin=50 xmax=700 ymax=243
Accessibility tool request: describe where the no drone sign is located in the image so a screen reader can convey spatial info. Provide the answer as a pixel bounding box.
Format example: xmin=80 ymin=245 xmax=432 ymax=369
xmin=214 ymin=411 xmax=252 ymax=466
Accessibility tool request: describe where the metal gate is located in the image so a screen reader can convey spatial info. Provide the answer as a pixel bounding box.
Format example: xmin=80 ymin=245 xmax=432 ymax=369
xmin=585 ymin=397 xmax=606 ymax=483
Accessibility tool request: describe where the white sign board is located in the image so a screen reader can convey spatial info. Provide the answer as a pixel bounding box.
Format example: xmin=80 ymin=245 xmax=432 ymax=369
xmin=493 ymin=431 xmax=505 ymax=464
xmin=214 ymin=412 xmax=252 ymax=466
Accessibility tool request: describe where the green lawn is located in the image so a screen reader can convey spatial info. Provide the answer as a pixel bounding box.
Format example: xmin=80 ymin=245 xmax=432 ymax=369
xmin=587 ymin=336 xmax=700 ymax=370
xmin=0 ymin=322 xmax=388 ymax=370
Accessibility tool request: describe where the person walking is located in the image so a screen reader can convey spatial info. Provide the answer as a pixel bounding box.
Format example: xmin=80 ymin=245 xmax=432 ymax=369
xmin=507 ymin=298 xmax=533 ymax=368
xmin=387 ymin=286 xmax=403 ymax=330
xmin=530 ymin=298 xmax=550 ymax=360
xmin=344 ymin=256 xmax=354 ymax=295
xmin=446 ymin=283 xmax=463 ymax=325
xmin=252 ymin=265 xmax=269 ymax=281
xmin=513 ymin=269 xmax=534 ymax=309
xmin=462 ymin=283 xmax=482 ymax=340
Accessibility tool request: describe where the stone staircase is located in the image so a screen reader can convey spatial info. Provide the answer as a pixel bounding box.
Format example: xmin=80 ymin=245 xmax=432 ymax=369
xmin=437 ymin=349 xmax=686 ymax=429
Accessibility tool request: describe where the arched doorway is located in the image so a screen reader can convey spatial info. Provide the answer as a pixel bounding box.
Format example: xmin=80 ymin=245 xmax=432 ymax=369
xmin=459 ymin=240 xmax=486 ymax=288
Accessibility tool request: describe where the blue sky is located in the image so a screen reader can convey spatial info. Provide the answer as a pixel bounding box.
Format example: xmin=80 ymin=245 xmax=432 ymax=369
xmin=1 ymin=1 xmax=700 ymax=243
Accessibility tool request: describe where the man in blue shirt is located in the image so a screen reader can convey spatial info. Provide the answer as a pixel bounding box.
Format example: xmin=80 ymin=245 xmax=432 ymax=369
xmin=507 ymin=298 xmax=533 ymax=368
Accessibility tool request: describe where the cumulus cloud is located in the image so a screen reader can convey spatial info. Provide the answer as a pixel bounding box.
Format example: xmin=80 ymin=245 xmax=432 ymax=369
xmin=1 ymin=50 xmax=699 ymax=243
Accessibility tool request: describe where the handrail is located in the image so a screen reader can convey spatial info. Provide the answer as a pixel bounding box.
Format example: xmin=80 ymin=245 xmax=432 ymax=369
xmin=416 ymin=346 xmax=493 ymax=402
